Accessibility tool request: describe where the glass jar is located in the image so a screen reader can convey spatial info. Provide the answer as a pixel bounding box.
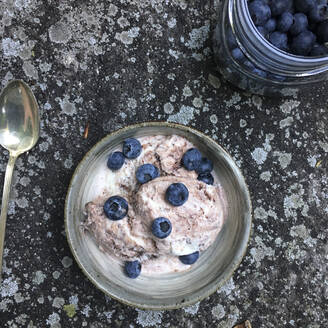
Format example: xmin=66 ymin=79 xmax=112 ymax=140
xmin=213 ymin=0 xmax=328 ymax=96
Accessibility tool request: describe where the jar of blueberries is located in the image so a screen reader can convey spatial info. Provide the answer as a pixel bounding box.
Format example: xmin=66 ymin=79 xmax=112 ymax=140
xmin=213 ymin=0 xmax=328 ymax=96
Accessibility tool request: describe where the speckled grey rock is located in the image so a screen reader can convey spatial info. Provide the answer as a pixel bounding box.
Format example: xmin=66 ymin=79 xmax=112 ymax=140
xmin=0 ymin=0 xmax=327 ymax=327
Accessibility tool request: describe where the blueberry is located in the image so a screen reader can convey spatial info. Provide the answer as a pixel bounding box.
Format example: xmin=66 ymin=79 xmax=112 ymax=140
xmin=277 ymin=12 xmax=293 ymax=32
xmin=181 ymin=148 xmax=202 ymax=171
xmin=291 ymin=30 xmax=316 ymax=55
xmin=195 ymin=157 xmax=213 ymax=174
xmin=166 ymin=183 xmax=189 ymax=206
xmin=256 ymin=26 xmax=268 ymax=38
xmin=269 ymin=0 xmax=293 ymax=16
xmin=248 ymin=0 xmax=271 ymax=26
xmin=179 ymin=251 xmax=199 ymax=265
xmin=125 ymin=260 xmax=141 ymax=279
xmin=136 ymin=164 xmax=159 ymax=184
xmin=107 ymin=151 xmax=125 ymax=171
xmin=309 ymin=4 xmax=328 ymax=23
xmin=243 ymin=60 xmax=256 ymax=70
xmin=197 ymin=172 xmax=214 ymax=185
xmin=316 ymin=20 xmax=328 ymax=42
xmin=227 ymin=27 xmax=238 ymax=49
xmin=252 ymin=67 xmax=268 ymax=78
xmin=123 ymin=138 xmax=142 ymax=159
xmin=264 ymin=18 xmax=277 ymax=33
xmin=269 ymin=31 xmax=288 ymax=51
xmin=151 ymin=217 xmax=172 ymax=239
xmin=103 ymin=196 xmax=128 ymax=221
xmin=309 ymin=43 xmax=328 ymax=56
xmin=290 ymin=13 xmax=308 ymax=36
xmin=231 ymin=48 xmax=246 ymax=62
xmin=295 ymin=0 xmax=316 ymax=13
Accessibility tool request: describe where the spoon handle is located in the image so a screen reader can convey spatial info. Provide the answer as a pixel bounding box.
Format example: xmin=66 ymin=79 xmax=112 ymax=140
xmin=0 ymin=154 xmax=17 ymax=281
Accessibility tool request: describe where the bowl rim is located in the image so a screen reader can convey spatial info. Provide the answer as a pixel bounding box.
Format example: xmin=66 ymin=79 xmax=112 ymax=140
xmin=64 ymin=121 xmax=252 ymax=310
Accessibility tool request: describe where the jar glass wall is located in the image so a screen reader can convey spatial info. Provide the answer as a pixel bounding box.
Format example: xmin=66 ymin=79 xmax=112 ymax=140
xmin=212 ymin=0 xmax=328 ymax=96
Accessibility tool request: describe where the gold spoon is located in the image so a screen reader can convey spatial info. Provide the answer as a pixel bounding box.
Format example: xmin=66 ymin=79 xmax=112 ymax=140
xmin=0 ymin=80 xmax=39 ymax=280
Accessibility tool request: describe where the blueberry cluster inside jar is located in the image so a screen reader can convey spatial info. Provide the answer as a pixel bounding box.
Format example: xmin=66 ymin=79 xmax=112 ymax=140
xmin=225 ymin=0 xmax=328 ymax=82
xmin=248 ymin=0 xmax=328 ymax=56
xmin=105 ymin=138 xmax=215 ymax=279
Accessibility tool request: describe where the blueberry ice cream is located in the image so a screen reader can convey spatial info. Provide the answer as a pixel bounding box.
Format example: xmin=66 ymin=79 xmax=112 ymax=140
xmin=83 ymin=135 xmax=226 ymax=275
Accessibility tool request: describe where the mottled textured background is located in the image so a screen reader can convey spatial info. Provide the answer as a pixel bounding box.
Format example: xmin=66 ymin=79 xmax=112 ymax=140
xmin=0 ymin=0 xmax=327 ymax=327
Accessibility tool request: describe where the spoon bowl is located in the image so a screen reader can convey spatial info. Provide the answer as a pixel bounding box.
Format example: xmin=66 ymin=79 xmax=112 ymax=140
xmin=0 ymin=80 xmax=40 ymax=281
xmin=0 ymin=80 xmax=39 ymax=155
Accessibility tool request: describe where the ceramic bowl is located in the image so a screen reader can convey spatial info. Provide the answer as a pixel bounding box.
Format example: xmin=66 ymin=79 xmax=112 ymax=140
xmin=65 ymin=122 xmax=252 ymax=310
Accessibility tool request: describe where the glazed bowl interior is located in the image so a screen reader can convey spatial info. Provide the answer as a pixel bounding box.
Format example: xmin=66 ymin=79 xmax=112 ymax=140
xmin=65 ymin=122 xmax=252 ymax=310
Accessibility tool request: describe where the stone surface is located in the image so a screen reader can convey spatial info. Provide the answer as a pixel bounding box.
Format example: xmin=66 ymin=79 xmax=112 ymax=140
xmin=0 ymin=0 xmax=327 ymax=327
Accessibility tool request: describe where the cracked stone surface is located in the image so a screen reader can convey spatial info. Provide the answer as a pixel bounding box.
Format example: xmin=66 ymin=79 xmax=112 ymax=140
xmin=0 ymin=0 xmax=328 ymax=327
